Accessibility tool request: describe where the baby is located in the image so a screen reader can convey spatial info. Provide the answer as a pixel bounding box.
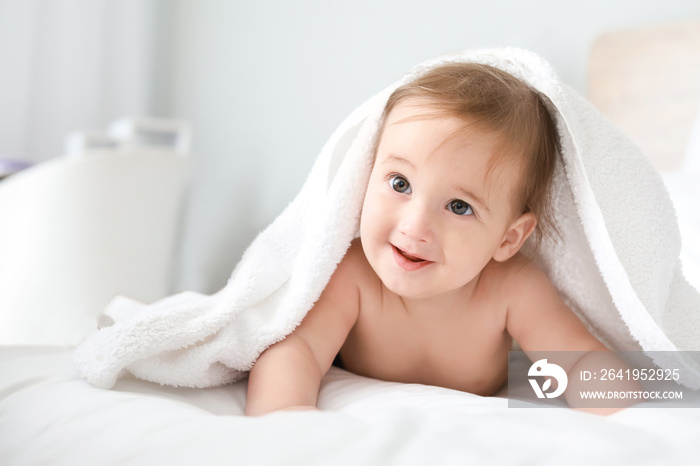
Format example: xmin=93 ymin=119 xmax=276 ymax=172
xmin=246 ymin=62 xmax=613 ymax=416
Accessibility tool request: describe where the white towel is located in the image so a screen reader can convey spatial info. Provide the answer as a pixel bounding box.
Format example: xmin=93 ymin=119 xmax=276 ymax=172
xmin=73 ymin=48 xmax=700 ymax=389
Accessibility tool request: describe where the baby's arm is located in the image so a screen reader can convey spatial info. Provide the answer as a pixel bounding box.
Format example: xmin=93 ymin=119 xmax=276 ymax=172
xmin=245 ymin=248 xmax=361 ymax=416
xmin=505 ymin=258 xmax=639 ymax=414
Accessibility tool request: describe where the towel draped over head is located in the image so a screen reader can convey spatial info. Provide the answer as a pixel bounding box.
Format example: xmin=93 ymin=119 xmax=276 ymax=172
xmin=73 ymin=48 xmax=700 ymax=389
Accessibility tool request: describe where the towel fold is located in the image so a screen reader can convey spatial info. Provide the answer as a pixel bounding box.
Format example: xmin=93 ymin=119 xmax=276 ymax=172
xmin=73 ymin=48 xmax=700 ymax=389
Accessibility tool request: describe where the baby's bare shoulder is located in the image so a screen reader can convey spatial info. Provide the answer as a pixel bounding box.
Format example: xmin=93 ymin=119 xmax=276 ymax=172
xmin=291 ymin=241 xmax=366 ymax=352
xmin=323 ymin=239 xmax=376 ymax=299
xmin=497 ymin=254 xmax=607 ymax=353
xmin=336 ymin=239 xmax=377 ymax=282
xmin=340 ymin=238 xmax=369 ymax=269
xmin=482 ymin=252 xmax=545 ymax=295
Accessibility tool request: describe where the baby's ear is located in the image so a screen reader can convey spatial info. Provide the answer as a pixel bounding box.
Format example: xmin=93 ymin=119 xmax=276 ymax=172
xmin=493 ymin=213 xmax=537 ymax=262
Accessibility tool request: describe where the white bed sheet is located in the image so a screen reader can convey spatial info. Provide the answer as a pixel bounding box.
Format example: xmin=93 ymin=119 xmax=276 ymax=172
xmin=2 ymin=346 xmax=700 ymax=465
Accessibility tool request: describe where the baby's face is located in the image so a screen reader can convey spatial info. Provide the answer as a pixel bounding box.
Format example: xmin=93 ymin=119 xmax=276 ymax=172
xmin=360 ymin=99 xmax=523 ymax=300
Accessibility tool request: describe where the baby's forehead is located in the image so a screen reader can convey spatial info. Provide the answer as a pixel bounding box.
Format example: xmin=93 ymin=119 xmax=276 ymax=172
xmin=382 ymin=97 xmax=453 ymax=125
xmin=382 ymin=99 xmax=524 ymax=167
xmin=383 ymin=99 xmax=508 ymax=147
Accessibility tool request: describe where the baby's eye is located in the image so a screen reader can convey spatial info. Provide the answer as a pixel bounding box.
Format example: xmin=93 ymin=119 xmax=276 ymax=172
xmin=389 ymin=175 xmax=411 ymax=194
xmin=447 ymin=199 xmax=473 ymax=216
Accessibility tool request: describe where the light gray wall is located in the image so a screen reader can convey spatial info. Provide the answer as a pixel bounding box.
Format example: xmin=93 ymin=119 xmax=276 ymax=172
xmin=155 ymin=0 xmax=700 ymax=293
xmin=0 ymin=1 xmax=158 ymax=164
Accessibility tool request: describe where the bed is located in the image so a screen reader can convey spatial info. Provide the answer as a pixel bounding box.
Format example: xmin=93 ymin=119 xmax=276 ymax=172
xmin=2 ymin=22 xmax=700 ymax=466
xmin=3 ymin=346 xmax=700 ymax=465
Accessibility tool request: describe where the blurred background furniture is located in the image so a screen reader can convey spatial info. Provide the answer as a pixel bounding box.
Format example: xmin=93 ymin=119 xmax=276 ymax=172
xmin=588 ymin=19 xmax=700 ymax=172
xmin=0 ymin=118 xmax=191 ymax=345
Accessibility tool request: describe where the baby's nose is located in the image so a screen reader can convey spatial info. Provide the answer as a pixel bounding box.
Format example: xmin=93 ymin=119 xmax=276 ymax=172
xmin=397 ymin=203 xmax=436 ymax=243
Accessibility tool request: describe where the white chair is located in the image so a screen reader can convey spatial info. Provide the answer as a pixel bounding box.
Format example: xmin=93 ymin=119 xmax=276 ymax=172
xmin=0 ymin=119 xmax=192 ymax=345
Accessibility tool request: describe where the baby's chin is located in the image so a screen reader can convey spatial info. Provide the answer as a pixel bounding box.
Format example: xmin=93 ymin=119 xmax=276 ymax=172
xmin=378 ymin=276 xmax=447 ymax=301
xmin=377 ymin=266 xmax=482 ymax=303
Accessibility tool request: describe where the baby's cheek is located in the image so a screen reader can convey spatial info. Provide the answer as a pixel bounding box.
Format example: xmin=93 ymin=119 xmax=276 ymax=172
xmin=359 ymin=198 xmax=388 ymax=249
xmin=358 ymin=202 xmax=373 ymax=243
xmin=360 ymin=187 xmax=382 ymax=226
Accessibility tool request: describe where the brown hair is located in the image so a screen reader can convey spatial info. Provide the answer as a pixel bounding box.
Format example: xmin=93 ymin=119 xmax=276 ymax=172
xmin=376 ymin=62 xmax=560 ymax=245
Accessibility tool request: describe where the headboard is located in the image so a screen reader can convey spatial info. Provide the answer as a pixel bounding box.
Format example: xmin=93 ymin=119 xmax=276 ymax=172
xmin=587 ymin=19 xmax=700 ymax=172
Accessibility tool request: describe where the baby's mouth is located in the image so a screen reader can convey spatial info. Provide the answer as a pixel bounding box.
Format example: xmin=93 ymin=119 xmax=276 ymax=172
xmin=391 ymin=244 xmax=433 ymax=271
xmin=393 ymin=245 xmax=427 ymax=263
